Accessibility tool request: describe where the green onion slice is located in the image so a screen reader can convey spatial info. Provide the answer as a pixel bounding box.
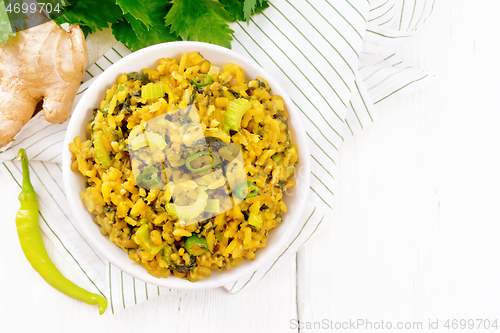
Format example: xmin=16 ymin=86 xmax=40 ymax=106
xmin=184 ymin=235 xmax=209 ymax=256
xmin=233 ymin=181 xmax=260 ymax=199
xmin=185 ymin=151 xmax=217 ymax=173
xmin=136 ymin=165 xmax=161 ymax=187
xmin=193 ymin=74 xmax=212 ymax=87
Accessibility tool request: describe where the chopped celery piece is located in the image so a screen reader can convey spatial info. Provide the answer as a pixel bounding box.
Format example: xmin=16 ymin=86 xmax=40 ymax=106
xmin=165 ymin=190 xmax=208 ymax=221
xmin=161 ymin=244 xmax=173 ymax=264
xmin=141 ymin=83 xmax=165 ymax=100
xmin=205 ymin=199 xmax=220 ymax=214
xmin=165 ymin=203 xmax=177 ymax=218
xmin=133 ymin=224 xmax=163 ymax=260
xmin=207 ymin=65 xmax=220 ymax=76
xmin=92 ymin=131 xmax=113 ymax=168
xmin=248 ymin=212 xmax=263 ymax=228
xmin=223 ymin=98 xmax=252 ymax=132
xmin=130 ymin=132 xmax=167 ymax=150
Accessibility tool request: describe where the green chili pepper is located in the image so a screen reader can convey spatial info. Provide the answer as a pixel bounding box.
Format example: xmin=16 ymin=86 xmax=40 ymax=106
xmin=185 ymin=151 xmax=217 ymax=173
xmin=184 ymin=235 xmax=209 ymax=256
xmin=16 ymin=149 xmax=107 ymax=315
xmin=136 ymin=165 xmax=161 ymax=187
xmin=193 ymin=74 xmax=212 ymax=87
xmin=233 ymin=181 xmax=260 ymax=199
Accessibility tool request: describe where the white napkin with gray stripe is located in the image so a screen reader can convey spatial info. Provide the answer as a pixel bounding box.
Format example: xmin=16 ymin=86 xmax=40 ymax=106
xmin=0 ymin=0 xmax=436 ymax=313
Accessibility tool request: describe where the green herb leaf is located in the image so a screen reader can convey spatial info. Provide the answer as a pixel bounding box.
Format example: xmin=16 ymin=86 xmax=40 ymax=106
xmin=1 ymin=0 xmax=270 ymax=48
xmin=0 ymin=0 xmax=29 ymax=43
xmin=243 ymin=0 xmax=257 ymax=22
xmin=219 ymin=0 xmax=244 ymax=22
xmin=0 ymin=1 xmax=15 ymax=44
xmin=221 ymin=0 xmax=269 ymax=22
xmin=243 ymin=0 xmax=268 ymax=22
xmin=112 ymin=17 xmax=180 ymax=52
xmin=116 ymin=0 xmax=153 ymax=28
xmin=55 ymin=0 xmax=123 ymax=34
xmin=112 ymin=1 xmax=181 ymax=52
xmin=165 ymin=0 xmax=234 ymax=48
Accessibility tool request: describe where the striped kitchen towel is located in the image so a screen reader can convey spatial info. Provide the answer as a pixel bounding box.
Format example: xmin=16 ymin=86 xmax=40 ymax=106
xmin=0 ymin=0 xmax=437 ymax=313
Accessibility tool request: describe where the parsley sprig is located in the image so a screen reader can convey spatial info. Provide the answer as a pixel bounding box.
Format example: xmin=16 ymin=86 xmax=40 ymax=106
xmin=0 ymin=0 xmax=269 ymax=49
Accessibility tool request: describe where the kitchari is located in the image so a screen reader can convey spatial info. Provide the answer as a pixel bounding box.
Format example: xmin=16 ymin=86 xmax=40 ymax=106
xmin=69 ymin=52 xmax=298 ymax=281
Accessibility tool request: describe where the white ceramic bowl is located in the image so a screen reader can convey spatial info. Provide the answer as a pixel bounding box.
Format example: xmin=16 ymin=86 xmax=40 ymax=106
xmin=62 ymin=41 xmax=311 ymax=289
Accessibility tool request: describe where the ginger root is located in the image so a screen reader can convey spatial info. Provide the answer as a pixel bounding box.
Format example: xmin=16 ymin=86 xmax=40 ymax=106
xmin=0 ymin=19 xmax=86 ymax=147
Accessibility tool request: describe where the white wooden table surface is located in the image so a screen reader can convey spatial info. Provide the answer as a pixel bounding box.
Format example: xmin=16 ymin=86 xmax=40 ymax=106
xmin=2 ymin=1 xmax=500 ymax=332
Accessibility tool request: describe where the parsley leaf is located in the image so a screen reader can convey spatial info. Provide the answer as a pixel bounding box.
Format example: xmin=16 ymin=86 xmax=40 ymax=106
xmin=243 ymin=0 xmax=268 ymax=22
xmin=116 ymin=0 xmax=153 ymax=28
xmin=1 ymin=0 xmax=271 ymax=49
xmin=1 ymin=0 xmax=70 ymax=43
xmin=165 ymin=0 xmax=234 ymax=48
xmin=8 ymin=1 xmax=28 ymax=30
xmin=0 ymin=1 xmax=14 ymax=44
xmin=56 ymin=0 xmax=123 ymax=35
xmin=220 ymin=0 xmax=244 ymax=22
xmin=112 ymin=1 xmax=181 ymax=51
xmin=243 ymin=0 xmax=257 ymax=22
xmin=220 ymin=0 xmax=269 ymax=22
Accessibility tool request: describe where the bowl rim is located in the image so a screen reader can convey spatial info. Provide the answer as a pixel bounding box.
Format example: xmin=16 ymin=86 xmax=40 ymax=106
xmin=62 ymin=41 xmax=311 ymax=289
